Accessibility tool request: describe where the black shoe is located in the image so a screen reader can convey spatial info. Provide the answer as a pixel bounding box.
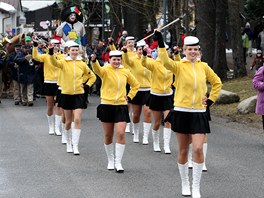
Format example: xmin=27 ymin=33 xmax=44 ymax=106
xmin=14 ymin=101 xmax=19 ymax=105
xmin=28 ymin=102 xmax=34 ymax=106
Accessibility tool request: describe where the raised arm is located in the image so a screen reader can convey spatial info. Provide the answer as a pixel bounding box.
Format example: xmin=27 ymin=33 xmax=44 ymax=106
xmin=90 ymin=54 xmax=105 ymax=78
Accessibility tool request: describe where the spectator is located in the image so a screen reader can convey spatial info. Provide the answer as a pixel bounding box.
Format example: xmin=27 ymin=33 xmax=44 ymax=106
xmin=6 ymin=43 xmax=22 ymax=105
xmin=250 ymin=50 xmax=264 ymax=71
xmin=14 ymin=45 xmax=35 ymax=106
xmin=252 ymin=66 xmax=264 ymax=132
xmin=244 ymin=22 xmax=254 ymax=57
xmin=242 ymin=27 xmax=249 ymax=64
xmin=117 ymin=30 xmax=128 ymax=49
xmin=258 ymin=27 xmax=264 ymax=51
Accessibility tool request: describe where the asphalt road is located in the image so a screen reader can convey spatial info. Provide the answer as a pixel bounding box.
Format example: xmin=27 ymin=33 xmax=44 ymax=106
xmin=0 ymin=95 xmax=263 ymax=198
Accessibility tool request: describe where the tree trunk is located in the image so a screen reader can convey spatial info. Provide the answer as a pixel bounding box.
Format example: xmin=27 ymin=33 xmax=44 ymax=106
xmin=123 ymin=2 xmax=146 ymax=40
xmin=196 ymin=0 xmax=216 ymax=68
xmin=228 ymin=0 xmax=247 ymax=77
xmin=213 ymin=0 xmax=228 ymax=80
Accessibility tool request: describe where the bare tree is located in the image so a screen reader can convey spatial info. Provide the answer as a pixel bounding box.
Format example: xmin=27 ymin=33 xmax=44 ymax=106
xmin=195 ymin=0 xmax=216 ymax=68
xmin=228 ymin=0 xmax=247 ymax=77
xmin=213 ymin=0 xmax=228 ymax=79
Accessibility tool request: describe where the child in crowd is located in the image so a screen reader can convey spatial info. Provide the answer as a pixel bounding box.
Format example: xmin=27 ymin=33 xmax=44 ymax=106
xmin=250 ymin=50 xmax=264 ymax=71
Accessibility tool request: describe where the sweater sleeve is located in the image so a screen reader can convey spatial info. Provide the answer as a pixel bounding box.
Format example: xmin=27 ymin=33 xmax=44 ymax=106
xmin=32 ymin=47 xmax=45 ymax=62
xmin=205 ymin=63 xmax=222 ymax=102
xmin=84 ymin=67 xmax=97 ymax=87
xmin=127 ymin=72 xmax=140 ymax=100
xmin=91 ymin=60 xmax=105 ymax=78
xmin=158 ymin=48 xmax=178 ymax=74
xmin=253 ymin=67 xmax=264 ymax=91
xmin=50 ymin=54 xmax=63 ymax=69
xmin=141 ymin=56 xmax=155 ymax=71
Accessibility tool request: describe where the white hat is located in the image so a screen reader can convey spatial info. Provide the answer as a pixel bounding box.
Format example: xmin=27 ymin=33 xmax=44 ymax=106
xmin=109 ymin=50 xmax=122 ymax=57
xmin=50 ymin=39 xmax=60 ymax=44
xmin=257 ymin=50 xmax=262 ymax=54
xmin=245 ymin=22 xmax=250 ymax=28
xmin=136 ymin=40 xmax=146 ymax=48
xmin=184 ymin=36 xmax=199 ymax=46
xmin=122 ymin=30 xmax=128 ymax=35
xmin=65 ymin=40 xmax=79 ymax=48
xmin=125 ymin=36 xmax=135 ymax=41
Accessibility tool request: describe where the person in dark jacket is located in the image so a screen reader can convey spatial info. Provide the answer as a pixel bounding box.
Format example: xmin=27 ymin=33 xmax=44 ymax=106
xmin=14 ymin=45 xmax=35 ymax=106
xmin=6 ymin=43 xmax=23 ymax=105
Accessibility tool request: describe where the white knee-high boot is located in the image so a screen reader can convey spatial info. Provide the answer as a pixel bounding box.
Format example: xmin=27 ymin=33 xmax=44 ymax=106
xmin=152 ymin=129 xmax=161 ymax=152
xmin=203 ymin=143 xmax=208 ymax=172
xmin=104 ymin=143 xmax=114 ymax=170
xmin=142 ymin=122 xmax=151 ymax=145
xmin=188 ymin=144 xmax=193 ymax=169
xmin=163 ymin=128 xmax=171 ymax=154
xmin=125 ymin=122 xmax=131 ymax=133
xmin=115 ymin=143 xmax=125 ymax=173
xmin=192 ymin=162 xmax=203 ymax=198
xmin=65 ymin=129 xmax=73 ymax=153
xmin=47 ymin=115 xmax=55 ymax=135
xmin=54 ymin=115 xmax=62 ymax=136
xmin=61 ymin=123 xmax=67 ymax=144
xmin=72 ymin=128 xmax=81 ymax=155
xmin=178 ymin=162 xmax=191 ymax=196
xmin=133 ymin=122 xmax=140 ymax=143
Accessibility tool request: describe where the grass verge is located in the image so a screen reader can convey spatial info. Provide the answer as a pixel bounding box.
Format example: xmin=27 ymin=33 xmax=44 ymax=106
xmin=210 ymin=75 xmax=263 ymax=129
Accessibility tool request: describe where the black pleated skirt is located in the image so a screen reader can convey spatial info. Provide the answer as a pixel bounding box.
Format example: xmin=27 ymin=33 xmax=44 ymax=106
xmin=41 ymin=83 xmax=58 ymax=96
xmin=97 ymin=104 xmax=130 ymax=123
xmin=55 ymin=89 xmax=62 ymax=107
xmin=130 ymin=90 xmax=150 ymax=106
xmin=60 ymin=94 xmax=85 ymax=110
xmin=164 ymin=110 xmax=211 ymax=134
xmin=148 ymin=94 xmax=173 ymax=111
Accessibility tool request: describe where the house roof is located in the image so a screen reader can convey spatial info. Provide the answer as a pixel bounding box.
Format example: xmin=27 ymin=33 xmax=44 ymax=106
xmin=22 ymin=0 xmax=57 ymax=12
xmin=0 ymin=0 xmax=21 ymax=11
xmin=0 ymin=2 xmax=17 ymax=13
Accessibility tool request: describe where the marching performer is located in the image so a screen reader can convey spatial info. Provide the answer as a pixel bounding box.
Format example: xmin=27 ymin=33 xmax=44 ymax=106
xmin=155 ymin=29 xmax=222 ymax=198
xmin=55 ymin=5 xmax=86 ymax=51
xmin=108 ymin=36 xmax=136 ymax=133
xmin=32 ymin=39 xmax=64 ymax=136
xmin=90 ymin=50 xmax=139 ymax=173
xmin=122 ymin=41 xmax=153 ymax=146
xmin=141 ymin=44 xmax=174 ymax=154
xmin=49 ymin=40 xmax=96 ymax=155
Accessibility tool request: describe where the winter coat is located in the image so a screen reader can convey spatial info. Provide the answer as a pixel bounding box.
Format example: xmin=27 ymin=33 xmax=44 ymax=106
xmin=14 ymin=51 xmax=35 ymax=84
xmin=6 ymin=52 xmax=20 ymax=81
xmin=0 ymin=54 xmax=4 ymax=70
xmin=252 ymin=66 xmax=264 ymax=115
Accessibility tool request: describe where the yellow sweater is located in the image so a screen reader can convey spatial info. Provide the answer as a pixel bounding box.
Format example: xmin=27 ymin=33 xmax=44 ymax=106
xmin=32 ymin=47 xmax=61 ymax=82
xmin=158 ymin=48 xmax=222 ymax=110
xmin=91 ymin=60 xmax=139 ymax=105
xmin=50 ymin=55 xmax=96 ymax=95
xmin=141 ymin=56 xmax=173 ymax=95
xmin=123 ymin=53 xmax=152 ymax=89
